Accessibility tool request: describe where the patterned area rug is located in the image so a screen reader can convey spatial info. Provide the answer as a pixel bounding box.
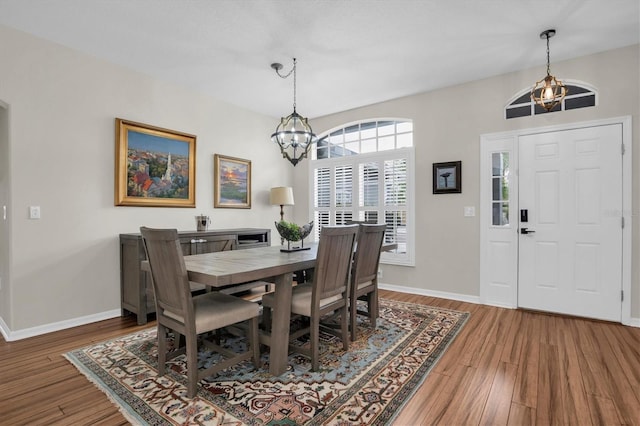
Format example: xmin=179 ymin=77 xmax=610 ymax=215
xmin=65 ymin=299 xmax=468 ymax=425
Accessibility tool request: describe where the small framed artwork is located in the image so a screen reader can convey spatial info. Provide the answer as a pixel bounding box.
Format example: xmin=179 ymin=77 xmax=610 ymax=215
xmin=214 ymin=154 xmax=251 ymax=208
xmin=433 ymin=161 xmax=462 ymax=194
xmin=115 ymin=118 xmax=196 ymax=207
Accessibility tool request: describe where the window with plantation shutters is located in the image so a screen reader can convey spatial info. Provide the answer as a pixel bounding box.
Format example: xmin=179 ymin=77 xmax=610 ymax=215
xmin=310 ymin=119 xmax=414 ymax=265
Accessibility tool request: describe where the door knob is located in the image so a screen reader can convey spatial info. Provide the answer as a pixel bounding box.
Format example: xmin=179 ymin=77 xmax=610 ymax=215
xmin=520 ymin=228 xmax=536 ymax=235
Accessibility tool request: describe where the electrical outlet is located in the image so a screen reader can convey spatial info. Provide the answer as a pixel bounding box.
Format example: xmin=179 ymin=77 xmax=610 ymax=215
xmin=377 ymin=269 xmax=383 ymax=279
xmin=29 ymin=206 xmax=41 ymax=219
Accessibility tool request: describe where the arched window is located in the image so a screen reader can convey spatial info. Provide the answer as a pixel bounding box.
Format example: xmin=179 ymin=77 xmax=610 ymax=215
xmin=310 ymin=119 xmax=414 ymax=266
xmin=505 ymin=80 xmax=597 ymax=119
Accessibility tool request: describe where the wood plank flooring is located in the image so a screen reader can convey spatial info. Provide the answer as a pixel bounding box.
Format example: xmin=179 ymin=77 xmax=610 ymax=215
xmin=1 ymin=290 xmax=639 ymax=425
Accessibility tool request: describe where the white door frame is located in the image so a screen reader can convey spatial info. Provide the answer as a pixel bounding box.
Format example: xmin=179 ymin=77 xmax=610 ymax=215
xmin=480 ymin=116 xmax=632 ymax=326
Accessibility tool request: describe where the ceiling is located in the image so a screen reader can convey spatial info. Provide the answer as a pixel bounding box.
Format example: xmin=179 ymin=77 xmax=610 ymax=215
xmin=0 ymin=0 xmax=638 ymax=119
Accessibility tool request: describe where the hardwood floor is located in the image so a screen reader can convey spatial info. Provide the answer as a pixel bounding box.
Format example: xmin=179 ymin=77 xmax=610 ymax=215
xmin=1 ymin=290 xmax=639 ymax=425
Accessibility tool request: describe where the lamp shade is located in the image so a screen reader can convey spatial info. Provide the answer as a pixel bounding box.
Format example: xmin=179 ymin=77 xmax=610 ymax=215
xmin=270 ymin=187 xmax=294 ymax=206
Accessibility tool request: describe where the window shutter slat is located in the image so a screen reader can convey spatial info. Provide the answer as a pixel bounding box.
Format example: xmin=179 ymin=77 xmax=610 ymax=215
xmin=335 ymin=165 xmax=353 ymax=207
xmin=384 ymin=159 xmax=407 ymax=206
xmin=314 ymin=167 xmax=331 ymax=208
xmin=359 ymin=162 xmax=379 ymax=207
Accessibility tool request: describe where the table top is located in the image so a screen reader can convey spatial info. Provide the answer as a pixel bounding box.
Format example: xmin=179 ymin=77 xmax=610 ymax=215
xmin=184 ymin=244 xmax=318 ymax=287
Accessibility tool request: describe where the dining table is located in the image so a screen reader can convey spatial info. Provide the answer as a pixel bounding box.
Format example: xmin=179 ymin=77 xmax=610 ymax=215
xmin=183 ymin=243 xmax=319 ymax=376
xmin=145 ymin=240 xmax=397 ymax=376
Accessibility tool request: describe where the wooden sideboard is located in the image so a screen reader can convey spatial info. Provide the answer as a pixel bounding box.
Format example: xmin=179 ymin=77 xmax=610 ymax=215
xmin=119 ymin=228 xmax=271 ymax=325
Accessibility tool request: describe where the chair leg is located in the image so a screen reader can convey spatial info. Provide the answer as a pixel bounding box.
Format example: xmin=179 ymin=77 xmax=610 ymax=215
xmin=369 ymin=288 xmax=378 ymax=329
xmin=185 ymin=333 xmax=199 ymax=398
xmin=350 ymin=294 xmax=358 ymax=342
xmin=250 ymin=317 xmax=260 ymax=368
xmin=341 ymin=304 xmax=349 ymax=351
xmin=311 ymin=314 xmax=320 ymax=371
xmin=157 ymin=324 xmax=167 ymax=376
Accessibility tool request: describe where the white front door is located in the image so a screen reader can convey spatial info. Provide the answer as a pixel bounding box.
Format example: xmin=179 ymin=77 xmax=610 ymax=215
xmin=517 ymin=124 xmax=623 ymax=321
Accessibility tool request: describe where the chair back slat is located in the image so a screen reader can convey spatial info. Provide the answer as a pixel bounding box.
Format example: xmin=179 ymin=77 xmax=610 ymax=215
xmin=352 ymin=224 xmax=387 ymax=286
xmin=312 ymin=225 xmax=358 ymax=305
xmin=140 ymin=227 xmax=193 ymax=323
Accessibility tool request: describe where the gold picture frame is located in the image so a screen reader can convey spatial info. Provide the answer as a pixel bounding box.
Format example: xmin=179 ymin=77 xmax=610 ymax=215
xmin=115 ymin=118 xmax=196 ymax=207
xmin=214 ymin=154 xmax=251 ymax=209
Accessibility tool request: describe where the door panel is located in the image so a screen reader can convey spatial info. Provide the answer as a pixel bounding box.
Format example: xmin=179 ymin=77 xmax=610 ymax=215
xmin=518 ymin=124 xmax=622 ymax=321
xmin=480 ymin=139 xmax=518 ymax=308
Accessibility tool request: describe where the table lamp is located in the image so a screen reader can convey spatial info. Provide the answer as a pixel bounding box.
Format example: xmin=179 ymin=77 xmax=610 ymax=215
xmin=270 ymin=187 xmax=295 ymax=221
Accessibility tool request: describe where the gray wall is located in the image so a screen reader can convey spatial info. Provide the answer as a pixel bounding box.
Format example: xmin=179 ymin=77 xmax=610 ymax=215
xmin=0 ymin=25 xmax=292 ymax=335
xmin=301 ymin=45 xmax=640 ymax=318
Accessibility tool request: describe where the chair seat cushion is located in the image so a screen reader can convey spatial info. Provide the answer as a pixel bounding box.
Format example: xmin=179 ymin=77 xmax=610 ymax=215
xmin=164 ymin=292 xmax=259 ymax=334
xmin=262 ymin=283 xmax=343 ymax=317
xmin=357 ymin=280 xmax=374 ymax=290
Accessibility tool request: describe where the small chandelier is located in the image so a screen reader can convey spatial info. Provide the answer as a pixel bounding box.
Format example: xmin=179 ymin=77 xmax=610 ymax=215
xmin=270 ymin=58 xmax=317 ymax=166
xmin=531 ymin=29 xmax=567 ymax=112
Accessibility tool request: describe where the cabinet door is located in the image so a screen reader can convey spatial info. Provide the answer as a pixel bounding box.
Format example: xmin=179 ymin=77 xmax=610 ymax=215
xmin=179 ymin=241 xmax=192 ymax=255
xmin=186 ymin=234 xmax=237 ymax=254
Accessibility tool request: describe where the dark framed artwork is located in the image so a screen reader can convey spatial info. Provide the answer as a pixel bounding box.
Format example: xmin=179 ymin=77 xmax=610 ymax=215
xmin=214 ymin=154 xmax=251 ymax=208
xmin=115 ymin=118 xmax=196 ymax=207
xmin=433 ymin=161 xmax=462 ymax=194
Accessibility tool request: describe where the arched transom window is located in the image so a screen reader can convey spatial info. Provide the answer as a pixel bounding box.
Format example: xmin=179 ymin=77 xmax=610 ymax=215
xmin=505 ymin=81 xmax=597 ymax=119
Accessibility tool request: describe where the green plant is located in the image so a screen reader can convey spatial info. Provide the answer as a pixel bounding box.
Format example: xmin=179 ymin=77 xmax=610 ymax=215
xmin=275 ymin=220 xmax=302 ymax=241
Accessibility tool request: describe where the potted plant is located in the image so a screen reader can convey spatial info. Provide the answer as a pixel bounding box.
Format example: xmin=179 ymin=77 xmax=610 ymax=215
xmin=275 ymin=220 xmax=314 ymax=252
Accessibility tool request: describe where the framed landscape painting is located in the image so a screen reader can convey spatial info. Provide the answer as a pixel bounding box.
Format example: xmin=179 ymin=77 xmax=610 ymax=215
xmin=115 ymin=118 xmax=196 ymax=207
xmin=214 ymin=154 xmax=251 ymax=208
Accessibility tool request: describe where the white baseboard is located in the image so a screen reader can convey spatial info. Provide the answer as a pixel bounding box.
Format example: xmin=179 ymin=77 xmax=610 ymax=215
xmin=380 ymin=283 xmax=640 ymax=328
xmin=0 ymin=315 xmax=10 ymax=341
xmin=627 ymin=317 xmax=640 ymax=328
xmin=2 ymin=287 xmax=637 ymax=342
xmin=0 ymin=309 xmax=122 ymax=342
xmin=378 ymin=282 xmax=481 ymax=305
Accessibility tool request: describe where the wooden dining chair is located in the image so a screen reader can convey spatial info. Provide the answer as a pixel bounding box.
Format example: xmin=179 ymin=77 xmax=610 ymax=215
xmin=262 ymin=224 xmax=358 ymax=371
xmin=140 ymin=227 xmax=260 ymax=398
xmin=349 ymin=223 xmax=386 ymax=341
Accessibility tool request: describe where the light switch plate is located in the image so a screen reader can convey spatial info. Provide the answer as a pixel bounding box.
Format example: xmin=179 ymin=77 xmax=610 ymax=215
xmin=464 ymin=206 xmax=475 ymax=217
xmin=29 ymin=206 xmax=41 ymax=219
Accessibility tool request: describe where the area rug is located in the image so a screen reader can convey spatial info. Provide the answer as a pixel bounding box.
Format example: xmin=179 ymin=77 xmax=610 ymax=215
xmin=64 ymin=299 xmax=468 ymax=425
